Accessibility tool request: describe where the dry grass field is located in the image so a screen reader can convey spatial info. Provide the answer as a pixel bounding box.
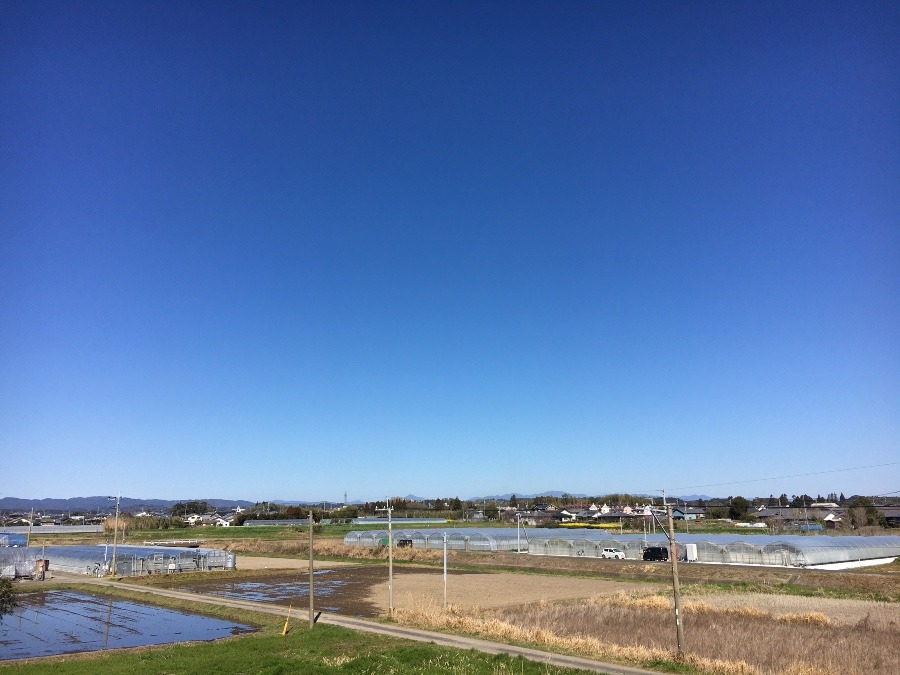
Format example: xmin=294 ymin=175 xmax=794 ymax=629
xmin=391 ymin=589 xmax=899 ymax=675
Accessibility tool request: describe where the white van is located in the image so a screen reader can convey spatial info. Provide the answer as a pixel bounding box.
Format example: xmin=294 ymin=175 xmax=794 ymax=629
xmin=600 ymin=547 xmax=624 ymax=559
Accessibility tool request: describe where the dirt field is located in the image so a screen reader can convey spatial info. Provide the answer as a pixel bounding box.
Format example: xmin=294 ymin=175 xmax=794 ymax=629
xmin=369 ymin=570 xmax=652 ymax=613
xmin=199 ymin=557 xmax=653 ymax=615
xmin=235 ymin=554 xmax=357 ymax=570
xmin=227 ymin=554 xmax=900 ymax=627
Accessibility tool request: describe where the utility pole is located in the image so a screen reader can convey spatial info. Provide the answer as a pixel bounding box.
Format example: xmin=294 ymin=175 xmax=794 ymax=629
xmin=516 ymin=513 xmax=522 ymax=552
xmin=443 ymin=532 xmax=448 ymax=610
xmin=376 ymin=500 xmax=394 ymax=615
xmin=666 ymin=504 xmax=685 ymax=657
xmin=308 ymin=511 xmax=314 ymax=629
xmin=109 ymin=496 xmax=120 ymax=577
xmin=648 ymin=505 xmax=685 ymax=659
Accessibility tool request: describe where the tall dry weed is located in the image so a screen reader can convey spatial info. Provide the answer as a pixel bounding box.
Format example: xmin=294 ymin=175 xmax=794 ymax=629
xmin=594 ymin=591 xmax=831 ymax=626
xmin=777 ymin=612 xmax=831 ymax=627
xmin=393 ymin=591 xmax=898 ymax=675
xmin=394 ymin=604 xmax=759 ymax=675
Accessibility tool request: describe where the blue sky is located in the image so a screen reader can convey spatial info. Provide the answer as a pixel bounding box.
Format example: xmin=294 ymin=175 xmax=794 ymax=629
xmin=1 ymin=2 xmax=897 ymax=502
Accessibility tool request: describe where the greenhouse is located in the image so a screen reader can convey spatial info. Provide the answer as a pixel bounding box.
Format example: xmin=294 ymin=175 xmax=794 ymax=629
xmin=345 ymin=529 xmax=525 ymax=553
xmin=0 ymin=548 xmax=38 ymax=579
xmin=342 ymin=527 xmax=900 ymax=568
xmin=2 ymin=545 xmax=237 ymax=578
xmin=0 ymin=532 xmax=28 ymax=547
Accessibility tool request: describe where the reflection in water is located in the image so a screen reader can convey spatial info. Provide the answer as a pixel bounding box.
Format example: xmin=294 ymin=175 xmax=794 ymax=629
xmin=103 ymin=596 xmax=113 ymax=650
xmin=175 ymin=565 xmax=432 ymax=617
xmin=0 ymin=590 xmax=252 ymax=661
xmin=199 ymin=570 xmax=347 ymax=611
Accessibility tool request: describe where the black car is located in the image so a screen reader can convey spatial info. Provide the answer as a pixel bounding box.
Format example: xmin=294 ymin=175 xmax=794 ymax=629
xmin=642 ymin=546 xmax=669 ymax=561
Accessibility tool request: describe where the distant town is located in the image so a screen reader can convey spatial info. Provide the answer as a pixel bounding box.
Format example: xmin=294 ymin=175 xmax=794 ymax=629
xmin=2 ymin=492 xmax=898 ymax=531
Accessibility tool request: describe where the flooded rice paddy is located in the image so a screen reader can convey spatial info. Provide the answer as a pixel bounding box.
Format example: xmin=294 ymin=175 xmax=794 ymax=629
xmin=177 ymin=565 xmax=391 ymax=616
xmin=173 ymin=565 xmax=474 ymax=617
xmin=0 ymin=590 xmax=253 ymax=660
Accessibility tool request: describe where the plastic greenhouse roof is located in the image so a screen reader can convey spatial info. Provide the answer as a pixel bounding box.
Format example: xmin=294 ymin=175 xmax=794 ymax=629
xmin=349 ymin=527 xmax=900 ymax=554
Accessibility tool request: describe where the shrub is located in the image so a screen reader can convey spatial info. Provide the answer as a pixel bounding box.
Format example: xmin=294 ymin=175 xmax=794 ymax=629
xmin=0 ymin=578 xmax=18 ymax=621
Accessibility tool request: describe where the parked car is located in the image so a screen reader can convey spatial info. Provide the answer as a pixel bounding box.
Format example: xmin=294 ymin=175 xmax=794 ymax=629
xmin=600 ymin=547 xmax=624 ymax=559
xmin=642 ymin=546 xmax=669 ymax=561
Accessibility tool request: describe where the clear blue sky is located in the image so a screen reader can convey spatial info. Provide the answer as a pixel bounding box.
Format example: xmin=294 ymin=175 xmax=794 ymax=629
xmin=1 ymin=2 xmax=897 ymax=503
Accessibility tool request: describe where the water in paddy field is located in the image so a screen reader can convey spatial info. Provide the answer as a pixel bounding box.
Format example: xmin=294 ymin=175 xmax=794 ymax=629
xmin=175 ymin=565 xmax=438 ymax=616
xmin=197 ymin=568 xmax=355 ymax=612
xmin=0 ymin=590 xmax=253 ymax=660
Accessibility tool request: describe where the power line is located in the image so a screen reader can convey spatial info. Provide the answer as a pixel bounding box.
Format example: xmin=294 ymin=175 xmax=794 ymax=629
xmin=658 ymin=461 xmax=900 ymax=493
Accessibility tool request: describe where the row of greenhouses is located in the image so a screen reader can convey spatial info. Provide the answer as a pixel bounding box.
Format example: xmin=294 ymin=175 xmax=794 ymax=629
xmin=342 ymin=528 xmax=900 ymax=567
xmin=1 ymin=545 xmax=236 ymax=578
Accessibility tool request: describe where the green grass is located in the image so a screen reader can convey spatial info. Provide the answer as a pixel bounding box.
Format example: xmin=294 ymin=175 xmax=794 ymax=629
xmin=677 ymin=579 xmax=900 ymax=603
xmin=0 ymin=620 xmax=599 ymax=675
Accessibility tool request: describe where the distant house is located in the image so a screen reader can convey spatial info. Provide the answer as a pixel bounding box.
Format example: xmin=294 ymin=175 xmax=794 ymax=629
xmin=877 ymin=507 xmax=900 ymax=527
xmin=518 ymin=510 xmax=557 ymax=526
xmin=823 ymin=513 xmax=842 ymax=528
xmin=756 ymin=506 xmax=843 ymax=528
xmin=199 ymin=513 xmax=233 ymax=526
xmin=671 ymin=507 xmax=705 ymax=521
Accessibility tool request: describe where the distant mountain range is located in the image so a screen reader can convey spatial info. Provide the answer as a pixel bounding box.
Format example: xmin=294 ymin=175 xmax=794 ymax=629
xmin=473 ymin=492 xmax=712 ymax=502
xmin=476 ymin=491 xmax=587 ymax=501
xmin=0 ymin=491 xmax=714 ymax=513
xmin=0 ymin=496 xmax=254 ymax=513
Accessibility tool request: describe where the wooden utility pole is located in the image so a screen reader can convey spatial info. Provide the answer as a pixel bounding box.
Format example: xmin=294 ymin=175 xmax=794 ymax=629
xmin=308 ymin=511 xmax=314 ymax=629
xmin=110 ymin=496 xmax=120 ymax=577
xmin=376 ymin=501 xmax=393 ymax=616
xmin=387 ymin=503 xmax=393 ymax=615
xmin=666 ymin=504 xmax=685 ymax=657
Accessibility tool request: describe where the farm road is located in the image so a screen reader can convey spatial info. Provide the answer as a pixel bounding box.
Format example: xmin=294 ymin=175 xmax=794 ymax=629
xmin=74 ymin=575 xmax=658 ymax=675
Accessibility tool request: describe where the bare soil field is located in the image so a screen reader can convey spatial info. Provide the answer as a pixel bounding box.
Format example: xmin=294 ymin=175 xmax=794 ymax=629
xmin=186 ymin=554 xmax=900 ymax=630
xmin=368 ymin=570 xmax=651 ymax=613
xmin=226 ymin=539 xmax=900 ymax=599
xmin=162 ymin=558 xmax=652 ymax=616
xmin=235 ymin=554 xmax=357 ymax=570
